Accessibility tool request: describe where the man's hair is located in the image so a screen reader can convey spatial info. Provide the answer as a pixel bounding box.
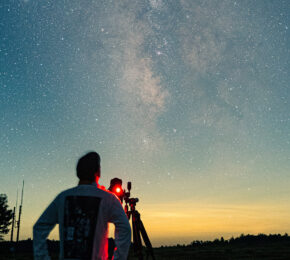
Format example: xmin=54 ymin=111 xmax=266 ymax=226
xmin=76 ymin=152 xmax=101 ymax=181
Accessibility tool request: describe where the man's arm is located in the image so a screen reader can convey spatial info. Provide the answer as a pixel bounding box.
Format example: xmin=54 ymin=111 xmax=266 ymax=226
xmin=108 ymin=196 xmax=131 ymax=260
xmin=33 ymin=196 xmax=59 ymax=260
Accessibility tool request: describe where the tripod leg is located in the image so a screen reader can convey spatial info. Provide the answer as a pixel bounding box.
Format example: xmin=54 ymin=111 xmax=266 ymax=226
xmin=135 ymin=211 xmax=156 ymax=260
xmin=132 ymin=211 xmax=144 ymax=260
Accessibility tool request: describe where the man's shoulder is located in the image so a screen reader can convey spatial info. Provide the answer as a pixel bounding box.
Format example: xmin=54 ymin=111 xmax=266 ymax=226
xmin=56 ymin=185 xmax=116 ymax=200
xmin=54 ymin=186 xmax=78 ymax=199
xmin=96 ymin=187 xmax=117 ymax=200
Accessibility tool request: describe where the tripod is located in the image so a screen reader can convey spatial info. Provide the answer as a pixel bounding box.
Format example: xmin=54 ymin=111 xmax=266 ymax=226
xmin=125 ymin=198 xmax=156 ymax=260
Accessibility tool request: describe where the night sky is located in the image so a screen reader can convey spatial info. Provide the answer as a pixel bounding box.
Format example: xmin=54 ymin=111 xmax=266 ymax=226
xmin=1 ymin=0 xmax=289 ymax=246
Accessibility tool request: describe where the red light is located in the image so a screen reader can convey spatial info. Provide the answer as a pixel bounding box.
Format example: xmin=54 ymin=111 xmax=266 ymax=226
xmin=115 ymin=187 xmax=121 ymax=193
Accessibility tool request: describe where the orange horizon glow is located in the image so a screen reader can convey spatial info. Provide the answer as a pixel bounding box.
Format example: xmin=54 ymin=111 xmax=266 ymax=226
xmin=5 ymin=197 xmax=290 ymax=247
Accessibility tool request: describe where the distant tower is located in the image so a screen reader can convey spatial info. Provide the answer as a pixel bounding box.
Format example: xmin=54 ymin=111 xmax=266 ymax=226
xmin=10 ymin=206 xmax=15 ymax=242
xmin=10 ymin=189 xmax=18 ymax=242
xmin=16 ymin=181 xmax=24 ymax=243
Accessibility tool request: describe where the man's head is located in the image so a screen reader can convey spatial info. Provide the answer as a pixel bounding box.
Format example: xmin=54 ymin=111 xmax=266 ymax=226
xmin=76 ymin=152 xmax=101 ymax=183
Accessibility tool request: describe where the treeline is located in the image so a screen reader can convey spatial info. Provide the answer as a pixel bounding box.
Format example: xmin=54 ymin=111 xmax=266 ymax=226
xmin=1 ymin=233 xmax=290 ymax=252
xmin=0 ymin=239 xmax=59 ymax=253
xmin=170 ymin=233 xmax=290 ymax=248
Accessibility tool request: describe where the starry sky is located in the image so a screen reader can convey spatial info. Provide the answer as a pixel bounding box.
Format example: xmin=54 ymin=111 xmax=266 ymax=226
xmin=1 ymin=0 xmax=289 ymax=246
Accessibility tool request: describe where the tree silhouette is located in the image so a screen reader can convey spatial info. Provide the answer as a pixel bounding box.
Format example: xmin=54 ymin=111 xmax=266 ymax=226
xmin=0 ymin=194 xmax=13 ymax=241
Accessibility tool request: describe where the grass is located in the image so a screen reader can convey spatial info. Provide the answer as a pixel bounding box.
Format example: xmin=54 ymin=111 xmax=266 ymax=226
xmin=2 ymin=245 xmax=290 ymax=260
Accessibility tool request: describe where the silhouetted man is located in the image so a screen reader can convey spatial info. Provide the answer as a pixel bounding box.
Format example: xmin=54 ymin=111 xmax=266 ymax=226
xmin=33 ymin=152 xmax=131 ymax=260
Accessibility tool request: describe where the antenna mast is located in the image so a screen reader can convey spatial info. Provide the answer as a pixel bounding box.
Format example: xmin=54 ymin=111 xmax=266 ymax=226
xmin=10 ymin=189 xmax=18 ymax=242
xmin=16 ymin=180 xmax=24 ymax=243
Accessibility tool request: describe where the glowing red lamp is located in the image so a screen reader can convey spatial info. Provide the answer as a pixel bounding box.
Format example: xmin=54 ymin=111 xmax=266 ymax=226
xmin=115 ymin=187 xmax=121 ymax=194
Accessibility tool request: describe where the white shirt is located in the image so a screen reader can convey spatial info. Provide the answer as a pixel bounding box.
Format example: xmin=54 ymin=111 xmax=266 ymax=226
xmin=33 ymin=184 xmax=131 ymax=260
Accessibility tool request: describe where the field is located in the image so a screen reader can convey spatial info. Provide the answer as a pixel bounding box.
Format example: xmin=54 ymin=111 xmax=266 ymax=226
xmin=1 ymin=246 xmax=290 ymax=260
xmin=1 ymin=234 xmax=290 ymax=259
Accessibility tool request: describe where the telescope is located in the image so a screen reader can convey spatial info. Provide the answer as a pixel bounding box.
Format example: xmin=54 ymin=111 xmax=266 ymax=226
xmin=108 ymin=178 xmax=131 ymax=203
xmin=108 ymin=178 xmax=155 ymax=260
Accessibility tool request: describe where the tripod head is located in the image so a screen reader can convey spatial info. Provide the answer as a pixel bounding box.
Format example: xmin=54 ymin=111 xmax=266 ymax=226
xmin=125 ymin=197 xmax=139 ymax=205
